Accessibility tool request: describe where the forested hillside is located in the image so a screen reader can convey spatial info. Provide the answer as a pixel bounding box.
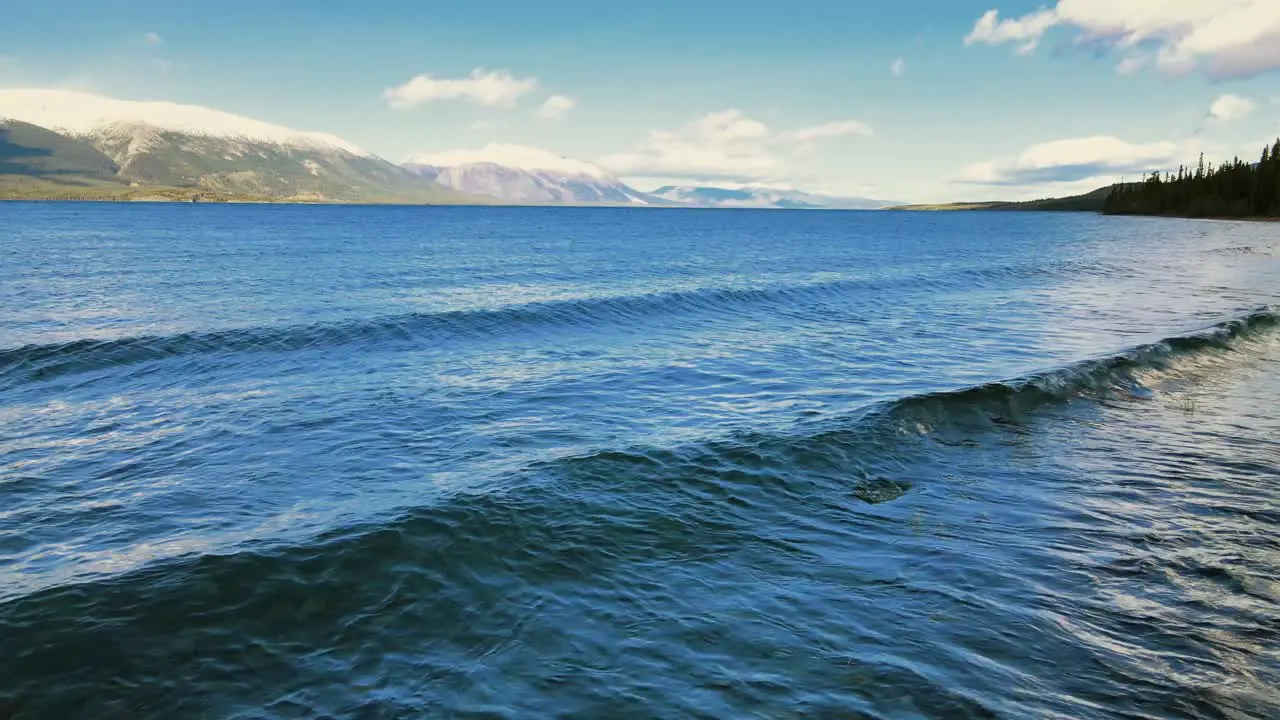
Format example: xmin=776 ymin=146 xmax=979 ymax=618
xmin=1104 ymin=139 xmax=1280 ymax=218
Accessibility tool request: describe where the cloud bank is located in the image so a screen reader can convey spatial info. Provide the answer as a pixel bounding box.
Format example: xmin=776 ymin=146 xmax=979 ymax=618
xmin=599 ymin=110 xmax=873 ymax=182
xmin=405 ymin=143 xmax=608 ymax=177
xmin=958 ymin=135 xmax=1181 ymax=186
xmin=383 ymin=69 xmax=539 ymax=109
xmin=966 ymin=1 xmax=1280 ymax=79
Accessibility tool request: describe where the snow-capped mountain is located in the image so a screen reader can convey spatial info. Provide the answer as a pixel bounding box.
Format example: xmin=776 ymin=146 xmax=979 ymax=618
xmin=650 ymin=185 xmax=892 ymax=210
xmin=0 ymin=89 xmax=460 ymax=202
xmin=403 ymin=144 xmax=665 ymax=205
xmin=0 ymin=88 xmax=365 ymax=155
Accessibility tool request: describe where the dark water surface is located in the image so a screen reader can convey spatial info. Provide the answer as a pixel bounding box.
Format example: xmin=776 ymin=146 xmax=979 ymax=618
xmin=1 ymin=203 xmax=1278 ymax=719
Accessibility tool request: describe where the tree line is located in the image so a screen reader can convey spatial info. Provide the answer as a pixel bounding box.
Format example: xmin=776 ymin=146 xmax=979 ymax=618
xmin=1103 ymin=138 xmax=1280 ymax=218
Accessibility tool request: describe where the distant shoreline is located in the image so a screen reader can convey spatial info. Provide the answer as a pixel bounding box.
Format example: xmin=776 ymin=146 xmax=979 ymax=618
xmin=884 ymin=206 xmax=1280 ymax=222
xmin=4 ymin=194 xmax=1275 ymax=220
xmin=0 ymin=195 xmax=893 ymax=210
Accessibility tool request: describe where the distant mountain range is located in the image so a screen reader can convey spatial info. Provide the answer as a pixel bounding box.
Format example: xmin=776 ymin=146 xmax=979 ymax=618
xmin=7 ymin=89 xmax=1060 ymax=212
xmin=402 ymin=145 xmax=670 ymax=205
xmin=650 ymin=185 xmax=892 ymax=209
xmin=401 ymin=145 xmax=895 ymax=209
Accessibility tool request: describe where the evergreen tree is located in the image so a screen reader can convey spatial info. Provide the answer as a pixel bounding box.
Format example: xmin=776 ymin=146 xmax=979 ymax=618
xmin=1102 ymin=138 xmax=1280 ymax=218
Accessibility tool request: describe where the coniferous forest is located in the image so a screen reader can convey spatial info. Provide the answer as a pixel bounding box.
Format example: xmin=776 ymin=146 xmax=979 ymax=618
xmin=1104 ymin=138 xmax=1280 ymax=218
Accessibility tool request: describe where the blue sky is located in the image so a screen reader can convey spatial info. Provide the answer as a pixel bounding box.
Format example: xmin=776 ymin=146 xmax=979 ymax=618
xmin=1 ymin=0 xmax=1279 ymax=202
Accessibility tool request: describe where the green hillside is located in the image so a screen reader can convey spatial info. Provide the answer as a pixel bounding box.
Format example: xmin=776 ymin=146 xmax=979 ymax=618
xmin=986 ymin=185 xmax=1117 ymax=212
xmin=0 ymin=120 xmax=122 ymax=182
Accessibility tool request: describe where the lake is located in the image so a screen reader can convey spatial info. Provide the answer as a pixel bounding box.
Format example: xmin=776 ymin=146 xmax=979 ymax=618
xmin=1 ymin=203 xmax=1278 ymax=718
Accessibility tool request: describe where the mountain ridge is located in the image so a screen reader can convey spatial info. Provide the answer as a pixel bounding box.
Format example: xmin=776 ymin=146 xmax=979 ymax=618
xmin=400 ymin=144 xmax=682 ymax=206
xmin=0 ymin=89 xmax=905 ymax=209
xmin=404 ymin=160 xmax=671 ymax=205
xmin=0 ymin=91 xmax=472 ymax=204
xmin=0 ymin=88 xmax=367 ymax=155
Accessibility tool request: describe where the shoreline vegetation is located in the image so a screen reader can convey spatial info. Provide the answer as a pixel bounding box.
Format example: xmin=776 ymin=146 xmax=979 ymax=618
xmin=1103 ymin=139 xmax=1280 ymax=219
xmin=884 ymin=185 xmax=1115 ymax=213
xmin=889 ymin=138 xmax=1280 ymax=222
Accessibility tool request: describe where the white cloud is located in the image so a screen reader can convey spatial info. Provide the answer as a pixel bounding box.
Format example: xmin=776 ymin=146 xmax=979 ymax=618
xmin=535 ymin=94 xmax=576 ymax=120
xmin=598 ymin=110 xmax=873 ymax=182
xmin=891 ymin=57 xmax=906 ymax=77
xmin=958 ymin=135 xmax=1181 ymax=186
xmin=965 ymin=1 xmax=1280 ymax=79
xmin=382 ymin=69 xmax=538 ymax=109
xmin=966 ymin=8 xmax=1058 ymax=55
xmin=599 ymin=110 xmax=777 ymax=180
xmin=782 ymin=120 xmax=874 ymax=144
xmin=404 ymin=143 xmax=607 ymax=177
xmin=143 ymin=32 xmax=163 ymax=46
xmin=1208 ymin=93 xmax=1255 ymax=121
xmin=151 ymin=57 xmax=173 ymax=73
xmin=1116 ymin=56 xmax=1145 ymax=75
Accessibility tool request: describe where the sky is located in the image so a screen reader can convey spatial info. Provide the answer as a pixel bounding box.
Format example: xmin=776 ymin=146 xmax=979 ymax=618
xmin=1 ymin=0 xmax=1279 ymax=203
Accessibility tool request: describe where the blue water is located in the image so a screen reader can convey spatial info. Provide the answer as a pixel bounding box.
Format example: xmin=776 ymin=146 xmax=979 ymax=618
xmin=1 ymin=203 xmax=1278 ymax=719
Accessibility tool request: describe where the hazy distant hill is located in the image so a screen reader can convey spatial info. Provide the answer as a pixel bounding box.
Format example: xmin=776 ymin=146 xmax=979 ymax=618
xmin=402 ymin=145 xmax=671 ymax=205
xmin=886 ymin=185 xmax=1118 ymax=213
xmin=650 ymin=185 xmax=891 ymax=209
xmin=405 ymin=161 xmax=667 ymax=205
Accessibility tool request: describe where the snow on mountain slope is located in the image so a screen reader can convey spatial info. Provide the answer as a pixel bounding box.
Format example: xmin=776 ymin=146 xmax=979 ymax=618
xmin=0 ymin=89 xmax=471 ymax=202
xmin=403 ymin=144 xmax=664 ymax=205
xmin=0 ymin=88 xmax=366 ymax=155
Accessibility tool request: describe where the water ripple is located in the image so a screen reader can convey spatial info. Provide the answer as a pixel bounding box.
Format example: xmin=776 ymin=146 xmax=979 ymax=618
xmin=1 ymin=205 xmax=1278 ymax=718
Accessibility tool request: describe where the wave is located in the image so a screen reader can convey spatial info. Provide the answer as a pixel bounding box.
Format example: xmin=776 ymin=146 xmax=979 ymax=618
xmin=0 ymin=280 xmax=854 ymax=388
xmin=1206 ymin=245 xmax=1275 ymax=256
xmin=2 ymin=305 xmax=1275 ymax=718
xmin=876 ymin=305 xmax=1278 ymax=429
xmin=0 ymin=258 xmax=1127 ymax=389
xmin=5 ymin=306 xmax=1274 ymax=602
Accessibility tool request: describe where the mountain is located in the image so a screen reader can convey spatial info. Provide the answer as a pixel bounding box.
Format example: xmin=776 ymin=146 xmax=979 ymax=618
xmin=886 ymin=185 xmax=1118 ymax=213
xmin=0 ymin=119 xmax=119 ymax=181
xmin=403 ymin=144 xmax=667 ymax=205
xmin=81 ymin=122 xmax=454 ymax=201
xmin=649 ymin=185 xmax=891 ymax=210
xmin=0 ymin=117 xmax=160 ymax=200
xmin=0 ymin=89 xmax=468 ymax=203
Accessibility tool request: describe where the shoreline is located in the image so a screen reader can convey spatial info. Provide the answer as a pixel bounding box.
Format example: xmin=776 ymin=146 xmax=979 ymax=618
xmin=0 ymin=196 xmax=886 ymax=211
xmin=1102 ymin=213 xmax=1280 ymax=223
xmin=3 ymin=195 xmax=1276 ymax=220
